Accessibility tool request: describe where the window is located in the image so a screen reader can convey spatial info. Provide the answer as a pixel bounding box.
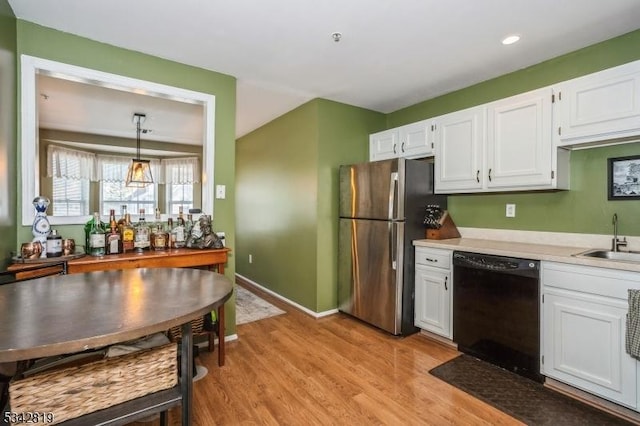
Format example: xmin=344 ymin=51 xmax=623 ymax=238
xmin=97 ymin=155 xmax=160 ymax=216
xmin=52 ymin=177 xmax=90 ymax=216
xmin=163 ymin=157 xmax=199 ymax=214
xmin=47 ymin=145 xmax=94 ymax=216
xmin=167 ymin=183 xmax=194 ymax=214
xmin=46 ymin=146 xmax=198 ymax=218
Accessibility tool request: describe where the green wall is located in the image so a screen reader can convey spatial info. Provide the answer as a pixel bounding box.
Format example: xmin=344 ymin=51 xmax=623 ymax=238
xmin=0 ymin=0 xmax=17 ymax=270
xmin=14 ymin=21 xmax=239 ymax=333
xmin=236 ymin=99 xmax=384 ymax=312
xmin=388 ymin=29 xmax=640 ymax=236
xmin=316 ymin=100 xmax=386 ymax=310
xmin=449 ymin=142 xmax=640 ymax=235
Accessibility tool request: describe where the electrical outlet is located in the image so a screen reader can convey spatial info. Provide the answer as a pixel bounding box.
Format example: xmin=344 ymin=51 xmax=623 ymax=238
xmin=506 ymin=204 xmax=516 ymax=218
xmin=249 ymin=254 xmax=253 ymax=264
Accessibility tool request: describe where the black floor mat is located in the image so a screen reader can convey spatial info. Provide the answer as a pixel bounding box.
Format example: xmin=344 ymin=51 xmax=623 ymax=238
xmin=429 ymin=354 xmax=634 ymax=425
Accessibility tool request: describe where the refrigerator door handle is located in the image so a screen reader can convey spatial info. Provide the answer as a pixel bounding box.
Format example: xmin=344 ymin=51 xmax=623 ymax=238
xmin=388 ymin=172 xmax=398 ymax=220
xmin=390 ymin=222 xmax=397 ymax=270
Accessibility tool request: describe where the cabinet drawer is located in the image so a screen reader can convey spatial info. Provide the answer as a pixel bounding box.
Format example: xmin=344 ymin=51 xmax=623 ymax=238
xmin=542 ymin=261 xmax=640 ymax=299
xmin=415 ymin=247 xmax=451 ymax=269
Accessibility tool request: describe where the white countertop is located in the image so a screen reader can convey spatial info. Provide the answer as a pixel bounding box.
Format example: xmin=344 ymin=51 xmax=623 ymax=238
xmin=413 ymin=237 xmax=640 ymax=273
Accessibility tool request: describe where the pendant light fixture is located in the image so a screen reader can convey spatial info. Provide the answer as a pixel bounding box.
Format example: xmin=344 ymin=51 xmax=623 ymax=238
xmin=126 ymin=113 xmax=154 ymax=187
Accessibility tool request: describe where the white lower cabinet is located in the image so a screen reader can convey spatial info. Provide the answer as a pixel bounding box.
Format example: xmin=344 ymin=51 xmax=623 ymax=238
xmin=414 ymin=247 xmax=452 ymax=339
xmin=542 ymin=262 xmax=639 ymax=410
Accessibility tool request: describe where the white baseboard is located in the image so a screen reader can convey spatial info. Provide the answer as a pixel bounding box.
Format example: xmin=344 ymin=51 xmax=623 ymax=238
xmin=235 ymin=273 xmax=339 ymax=319
xmin=224 ymin=334 xmax=238 ymax=342
xmin=195 ymin=333 xmax=238 ymax=350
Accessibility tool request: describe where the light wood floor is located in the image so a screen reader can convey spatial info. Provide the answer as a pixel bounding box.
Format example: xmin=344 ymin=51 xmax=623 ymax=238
xmin=136 ymin=282 xmax=523 ymax=425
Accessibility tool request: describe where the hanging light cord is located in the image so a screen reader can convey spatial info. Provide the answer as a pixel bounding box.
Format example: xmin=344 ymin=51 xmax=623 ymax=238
xmin=135 ymin=113 xmax=143 ymax=160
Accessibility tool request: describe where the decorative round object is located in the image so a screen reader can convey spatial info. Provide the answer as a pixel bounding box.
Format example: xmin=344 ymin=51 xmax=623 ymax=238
xmin=20 ymin=241 xmax=43 ymax=259
xmin=33 ymin=216 xmax=51 ymax=236
xmin=32 ymin=196 xmax=51 ymax=258
xmin=62 ymin=239 xmax=76 ymax=256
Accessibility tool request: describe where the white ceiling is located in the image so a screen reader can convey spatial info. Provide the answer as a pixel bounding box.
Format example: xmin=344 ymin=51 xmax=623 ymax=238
xmin=38 ymin=75 xmax=204 ymax=146
xmin=9 ymin=0 xmax=640 ymax=139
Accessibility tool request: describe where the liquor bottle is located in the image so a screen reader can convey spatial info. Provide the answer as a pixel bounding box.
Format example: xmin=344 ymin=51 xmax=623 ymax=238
xmin=106 ymin=209 xmax=122 ymax=255
xmin=151 ymin=208 xmax=161 ymax=234
xmin=167 ymin=218 xmax=174 ymax=249
xmin=150 ymin=208 xmax=168 ymax=251
xmin=185 ymin=213 xmax=194 ymax=241
xmin=84 ymin=212 xmax=106 ymax=254
xmin=106 ymin=223 xmax=122 ymax=255
xmin=171 ymin=211 xmax=186 ymax=249
xmin=121 ymin=213 xmax=135 ymax=252
xmin=88 ymin=212 xmax=106 ymax=256
xmin=134 ymin=208 xmax=151 ymax=251
xmin=116 ymin=205 xmax=127 ymax=234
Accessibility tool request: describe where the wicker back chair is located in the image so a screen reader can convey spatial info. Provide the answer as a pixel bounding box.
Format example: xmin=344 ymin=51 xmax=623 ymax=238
xmin=167 ymin=313 xmax=218 ymax=354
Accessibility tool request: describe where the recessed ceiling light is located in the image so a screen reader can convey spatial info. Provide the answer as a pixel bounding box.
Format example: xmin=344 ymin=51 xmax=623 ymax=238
xmin=331 ymin=32 xmax=342 ymax=43
xmin=502 ymin=35 xmax=521 ymax=45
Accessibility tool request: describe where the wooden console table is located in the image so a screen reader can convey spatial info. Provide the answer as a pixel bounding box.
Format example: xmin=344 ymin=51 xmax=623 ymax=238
xmin=6 ymin=247 xmax=230 ymax=280
xmin=0 ymin=268 xmax=233 ymax=426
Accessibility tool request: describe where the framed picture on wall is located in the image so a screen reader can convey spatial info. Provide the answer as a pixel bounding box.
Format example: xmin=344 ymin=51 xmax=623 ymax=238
xmin=608 ymin=155 xmax=640 ymax=200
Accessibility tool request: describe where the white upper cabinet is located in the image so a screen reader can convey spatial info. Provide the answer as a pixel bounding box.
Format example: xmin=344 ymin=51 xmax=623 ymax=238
xmin=369 ymin=120 xmax=433 ymax=161
xmin=486 ymin=87 xmax=554 ymax=189
xmin=399 ymin=120 xmax=433 ymax=159
xmin=369 ymin=128 xmax=399 ymax=161
xmin=433 ymin=106 xmax=486 ymax=193
xmin=555 ymin=60 xmax=640 ymax=147
xmin=434 ymin=88 xmax=568 ymax=194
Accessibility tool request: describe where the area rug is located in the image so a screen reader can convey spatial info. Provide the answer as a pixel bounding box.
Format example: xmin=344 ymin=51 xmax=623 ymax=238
xmin=236 ymin=285 xmax=286 ymax=325
xmin=429 ymin=354 xmax=633 ymax=425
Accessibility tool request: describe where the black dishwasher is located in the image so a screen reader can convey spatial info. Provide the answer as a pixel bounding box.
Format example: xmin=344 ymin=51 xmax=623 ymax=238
xmin=453 ymin=251 xmax=542 ymax=382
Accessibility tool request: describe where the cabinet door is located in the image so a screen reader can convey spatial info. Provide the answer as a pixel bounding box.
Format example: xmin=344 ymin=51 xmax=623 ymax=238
xmin=543 ymin=289 xmax=636 ymax=408
xmin=399 ymin=120 xmax=432 ymax=159
xmin=434 ymin=106 xmax=486 ymax=193
xmin=369 ymin=129 xmax=399 ymax=161
xmin=556 ymin=60 xmax=640 ymax=146
xmin=414 ymin=265 xmax=451 ymax=338
xmin=487 ymin=88 xmax=553 ymax=189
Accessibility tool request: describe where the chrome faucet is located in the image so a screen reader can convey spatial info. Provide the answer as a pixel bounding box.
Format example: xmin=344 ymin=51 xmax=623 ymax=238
xmin=612 ymin=213 xmax=628 ymax=252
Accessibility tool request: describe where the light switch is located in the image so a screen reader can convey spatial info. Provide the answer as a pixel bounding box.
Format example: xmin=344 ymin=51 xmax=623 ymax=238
xmin=506 ymin=204 xmax=516 ymax=218
xmin=215 ymin=184 xmax=226 ymax=199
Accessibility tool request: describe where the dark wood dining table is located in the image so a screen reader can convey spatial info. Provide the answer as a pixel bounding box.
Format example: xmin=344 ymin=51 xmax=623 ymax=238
xmin=0 ymin=268 xmax=233 ymax=426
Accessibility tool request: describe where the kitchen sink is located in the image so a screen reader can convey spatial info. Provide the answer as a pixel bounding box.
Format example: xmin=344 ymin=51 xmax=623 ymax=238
xmin=575 ymin=249 xmax=640 ymax=263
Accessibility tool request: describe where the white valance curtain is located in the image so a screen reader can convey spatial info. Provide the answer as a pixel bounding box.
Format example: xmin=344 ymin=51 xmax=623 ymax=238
xmin=160 ymin=157 xmax=200 ymax=184
xmin=47 ymin=145 xmax=198 ymax=184
xmin=47 ymin=145 xmax=97 ymax=180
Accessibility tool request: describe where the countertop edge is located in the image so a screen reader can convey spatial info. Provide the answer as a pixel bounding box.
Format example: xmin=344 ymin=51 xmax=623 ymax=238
xmin=413 ymin=238 xmax=640 ymax=273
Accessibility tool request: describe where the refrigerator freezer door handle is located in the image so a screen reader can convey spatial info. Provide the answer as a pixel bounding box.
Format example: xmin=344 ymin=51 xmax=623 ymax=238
xmin=390 ymin=222 xmax=397 ymax=270
xmin=388 ymin=172 xmax=398 ymax=220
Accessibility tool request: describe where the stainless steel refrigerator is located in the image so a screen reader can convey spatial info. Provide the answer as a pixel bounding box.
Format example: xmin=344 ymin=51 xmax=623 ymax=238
xmin=338 ymin=158 xmax=446 ymax=335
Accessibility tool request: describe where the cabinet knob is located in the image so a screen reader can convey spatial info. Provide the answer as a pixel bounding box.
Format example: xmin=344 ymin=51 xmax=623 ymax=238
xmin=401 ymin=142 xmax=405 ymax=153
xmin=476 ymin=170 xmax=480 ymax=183
xmin=488 ymin=168 xmax=492 ymax=182
xmin=444 ymin=276 xmax=448 ymax=291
